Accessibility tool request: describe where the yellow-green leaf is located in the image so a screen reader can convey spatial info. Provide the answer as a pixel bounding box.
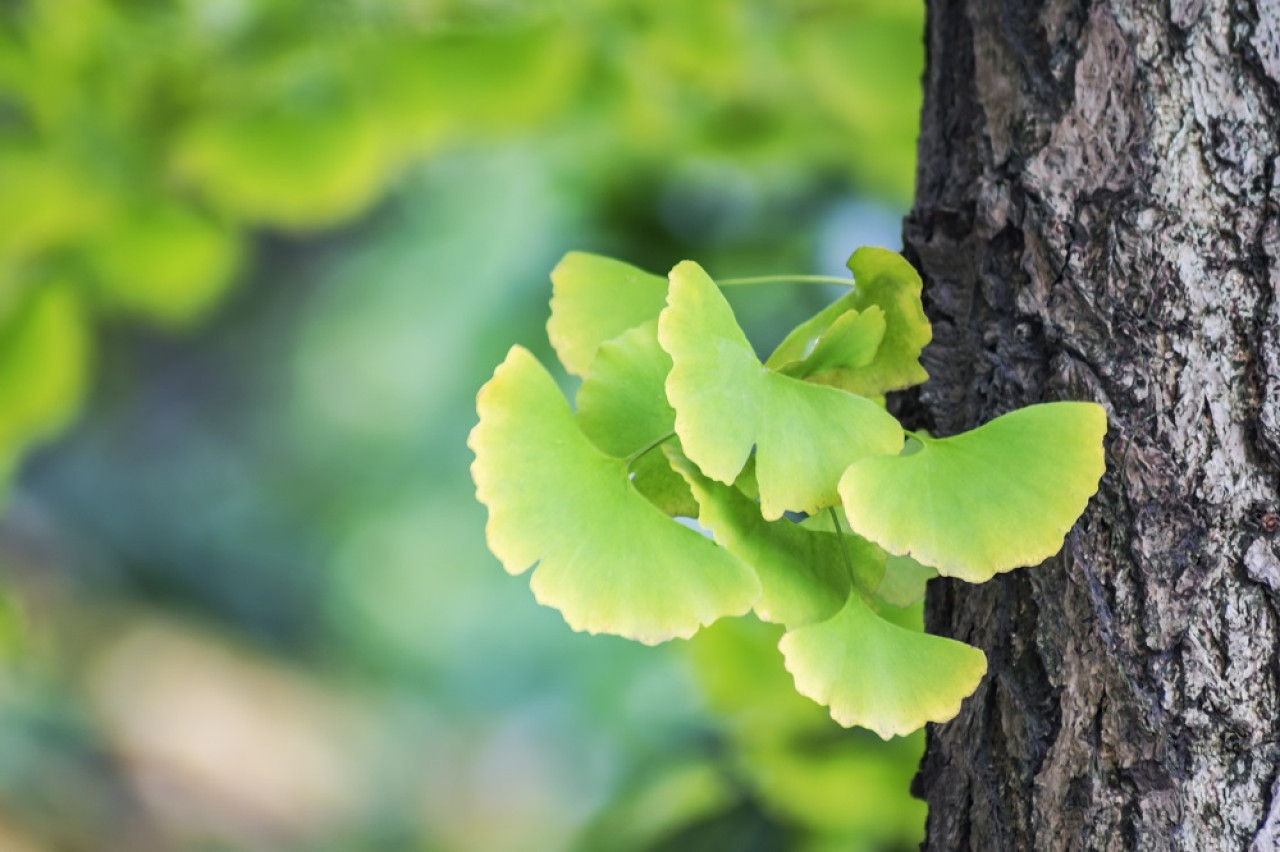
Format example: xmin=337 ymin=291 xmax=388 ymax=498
xmin=672 ymin=451 xmax=882 ymax=629
xmin=779 ymin=592 xmax=987 ymax=739
xmin=840 ymin=402 xmax=1108 ymax=582
xmin=547 ymin=252 xmax=668 ymax=377
xmin=659 ymin=260 xmax=902 ymax=520
xmin=0 ymin=283 xmax=89 ymax=484
xmin=469 ymin=345 xmax=759 ymax=645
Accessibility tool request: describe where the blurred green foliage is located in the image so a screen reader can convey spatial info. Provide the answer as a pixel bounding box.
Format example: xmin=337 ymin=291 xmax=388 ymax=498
xmin=0 ymin=0 xmax=927 ymax=848
xmin=0 ymin=0 xmax=922 ymax=492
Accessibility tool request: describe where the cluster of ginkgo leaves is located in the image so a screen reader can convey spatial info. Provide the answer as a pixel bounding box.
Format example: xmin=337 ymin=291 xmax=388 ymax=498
xmin=469 ymin=248 xmax=1107 ymax=738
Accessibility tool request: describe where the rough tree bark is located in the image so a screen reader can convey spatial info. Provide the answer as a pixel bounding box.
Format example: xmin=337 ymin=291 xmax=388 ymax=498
xmin=903 ymin=1 xmax=1280 ymax=849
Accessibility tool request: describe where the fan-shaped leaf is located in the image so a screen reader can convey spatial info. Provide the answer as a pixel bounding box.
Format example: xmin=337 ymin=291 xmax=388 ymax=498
xmin=765 ymin=248 xmax=929 ymax=396
xmin=548 ymin=252 xmax=668 ymax=377
xmin=575 ymin=321 xmax=673 ymax=457
xmin=840 ymin=402 xmax=1107 ymax=582
xmin=672 ymin=451 xmax=882 ymax=629
xmin=574 ymin=321 xmax=694 ymax=516
xmin=659 ymin=260 xmax=902 ymax=520
xmin=779 ymin=592 xmax=987 ymax=739
xmin=775 ymin=306 xmax=886 ymax=378
xmin=470 ymin=345 xmax=759 ymax=644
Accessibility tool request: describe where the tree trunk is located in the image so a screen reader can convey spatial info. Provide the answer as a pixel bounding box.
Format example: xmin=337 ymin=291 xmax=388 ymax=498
xmin=904 ymin=1 xmax=1280 ymax=849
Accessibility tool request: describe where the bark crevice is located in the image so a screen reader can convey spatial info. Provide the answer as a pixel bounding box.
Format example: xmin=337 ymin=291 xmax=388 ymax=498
xmin=910 ymin=1 xmax=1280 ymax=848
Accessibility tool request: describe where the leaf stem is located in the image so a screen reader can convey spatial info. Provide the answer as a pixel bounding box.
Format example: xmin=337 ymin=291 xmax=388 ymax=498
xmin=827 ymin=506 xmax=858 ymax=584
xmin=626 ymin=431 xmax=676 ymax=466
xmin=716 ymin=274 xmax=852 ymax=287
xmin=903 ymin=429 xmax=932 ymax=444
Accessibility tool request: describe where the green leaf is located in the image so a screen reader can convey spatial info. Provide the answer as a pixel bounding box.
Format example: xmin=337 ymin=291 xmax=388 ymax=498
xmin=547 ymin=252 xmax=668 ymax=377
xmin=765 ymin=248 xmax=930 ymax=396
xmin=85 ymin=202 xmax=244 ymax=327
xmin=575 ymin=321 xmax=673 ymax=458
xmin=469 ymin=345 xmax=759 ymax=644
xmin=876 ymin=555 xmax=937 ymax=607
xmin=840 ymin=402 xmax=1108 ymax=582
xmin=573 ymin=321 xmax=696 ymax=516
xmin=776 ymin=306 xmax=886 ymax=378
xmin=779 ymin=592 xmax=987 ymax=739
xmin=659 ymin=260 xmax=903 ymax=520
xmin=0 ymin=283 xmax=89 ymax=483
xmin=672 ymin=451 xmax=882 ymax=629
xmin=629 ymin=449 xmax=699 ymax=518
xmin=174 ymin=88 xmax=391 ymax=230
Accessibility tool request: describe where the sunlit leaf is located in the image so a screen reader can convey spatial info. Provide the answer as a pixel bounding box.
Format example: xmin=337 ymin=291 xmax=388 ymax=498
xmin=575 ymin=321 xmax=673 ymax=457
xmin=659 ymin=260 xmax=902 ymax=520
xmin=0 ymin=283 xmax=89 ymax=483
xmin=574 ymin=321 xmax=694 ymax=516
xmin=672 ymin=451 xmax=880 ymax=629
xmin=840 ymin=402 xmax=1108 ymax=582
xmin=84 ymin=202 xmax=243 ymax=327
xmin=470 ymin=346 xmax=759 ymax=644
xmin=779 ymin=592 xmax=987 ymax=739
xmin=547 ymin=252 xmax=668 ymax=377
xmin=765 ymin=248 xmax=929 ymax=396
xmin=174 ymin=87 xmax=391 ymax=229
xmin=775 ymin=306 xmax=886 ymax=378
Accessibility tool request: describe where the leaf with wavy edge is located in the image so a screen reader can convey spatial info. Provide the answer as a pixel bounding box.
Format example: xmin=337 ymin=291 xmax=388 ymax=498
xmin=779 ymin=592 xmax=987 ymax=739
xmin=470 ymin=345 xmax=759 ymax=644
xmin=670 ymin=450 xmax=883 ymax=628
xmin=765 ymin=248 xmax=929 ymax=396
xmin=659 ymin=260 xmax=903 ymax=520
xmin=548 ymin=252 xmax=668 ymax=377
xmin=840 ymin=402 xmax=1107 ymax=582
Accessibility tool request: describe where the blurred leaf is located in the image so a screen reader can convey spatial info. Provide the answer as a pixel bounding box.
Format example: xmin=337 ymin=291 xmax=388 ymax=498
xmin=0 ymin=282 xmax=89 ymax=483
xmin=174 ymin=84 xmax=392 ymax=229
xmin=84 ymin=202 xmax=244 ymax=327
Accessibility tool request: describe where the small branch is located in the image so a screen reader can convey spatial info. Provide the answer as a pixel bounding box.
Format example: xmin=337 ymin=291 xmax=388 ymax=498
xmin=716 ymin=274 xmax=852 ymax=287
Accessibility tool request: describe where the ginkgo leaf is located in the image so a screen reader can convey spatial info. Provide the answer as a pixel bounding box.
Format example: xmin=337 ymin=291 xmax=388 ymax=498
xmin=575 ymin=321 xmax=673 ymax=458
xmin=840 ymin=402 xmax=1108 ymax=582
xmin=775 ymin=306 xmax=886 ymax=378
xmin=765 ymin=247 xmax=930 ymax=396
xmin=470 ymin=345 xmax=759 ymax=644
xmin=876 ymin=555 xmax=937 ymax=607
xmin=779 ymin=592 xmax=987 ymax=739
xmin=547 ymin=252 xmax=668 ymax=377
xmin=672 ymin=451 xmax=882 ymax=629
xmin=630 ymin=449 xmax=700 ymax=518
xmin=572 ymin=321 xmax=696 ymax=516
xmin=659 ymin=260 xmax=903 ymax=520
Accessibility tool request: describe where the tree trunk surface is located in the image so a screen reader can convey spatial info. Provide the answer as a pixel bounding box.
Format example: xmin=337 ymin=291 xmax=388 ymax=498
xmin=905 ymin=1 xmax=1280 ymax=849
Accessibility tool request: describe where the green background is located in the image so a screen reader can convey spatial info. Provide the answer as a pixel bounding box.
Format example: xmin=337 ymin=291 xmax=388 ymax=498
xmin=0 ymin=1 xmax=927 ymax=848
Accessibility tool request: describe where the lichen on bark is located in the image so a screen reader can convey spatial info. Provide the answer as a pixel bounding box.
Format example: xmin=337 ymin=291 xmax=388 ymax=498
xmin=905 ymin=1 xmax=1280 ymax=849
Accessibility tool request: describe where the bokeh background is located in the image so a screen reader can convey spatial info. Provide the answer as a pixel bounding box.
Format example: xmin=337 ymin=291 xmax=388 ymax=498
xmin=0 ymin=1 xmax=927 ymax=849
